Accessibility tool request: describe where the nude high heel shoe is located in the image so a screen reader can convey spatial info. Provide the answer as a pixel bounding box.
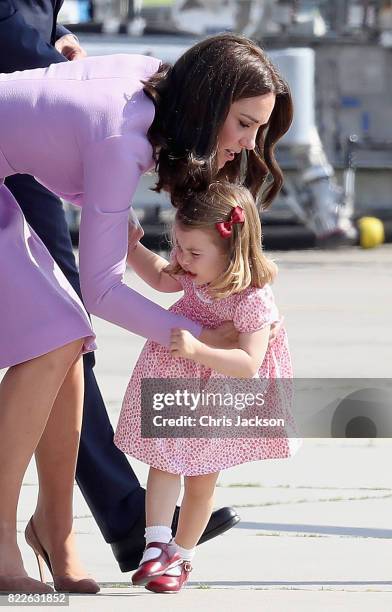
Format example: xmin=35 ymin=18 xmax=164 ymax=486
xmin=25 ymin=517 xmax=100 ymax=594
xmin=0 ymin=575 xmax=54 ymax=594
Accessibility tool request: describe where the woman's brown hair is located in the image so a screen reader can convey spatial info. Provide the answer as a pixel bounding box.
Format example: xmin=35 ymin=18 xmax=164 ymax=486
xmin=143 ymin=33 xmax=293 ymax=210
xmin=165 ymin=182 xmax=277 ymax=299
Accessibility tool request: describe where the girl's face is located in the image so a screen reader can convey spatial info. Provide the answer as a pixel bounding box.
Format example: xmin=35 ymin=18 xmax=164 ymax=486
xmin=174 ymin=223 xmax=228 ymax=286
xmin=216 ymin=93 xmax=276 ymax=169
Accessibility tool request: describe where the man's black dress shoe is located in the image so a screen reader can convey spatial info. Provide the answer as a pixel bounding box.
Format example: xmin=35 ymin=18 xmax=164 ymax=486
xmin=111 ymin=506 xmax=240 ymax=572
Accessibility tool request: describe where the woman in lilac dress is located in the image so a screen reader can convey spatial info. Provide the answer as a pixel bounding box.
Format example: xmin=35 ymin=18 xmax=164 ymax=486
xmin=0 ymin=34 xmax=292 ymax=593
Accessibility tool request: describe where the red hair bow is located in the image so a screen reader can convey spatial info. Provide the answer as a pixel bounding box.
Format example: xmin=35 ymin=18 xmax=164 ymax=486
xmin=215 ymin=206 xmax=245 ymax=238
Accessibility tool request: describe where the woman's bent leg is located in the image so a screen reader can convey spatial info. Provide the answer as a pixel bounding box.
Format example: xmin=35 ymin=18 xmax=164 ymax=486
xmin=32 ymin=353 xmax=95 ymax=580
xmin=0 ymin=339 xmax=83 ymax=577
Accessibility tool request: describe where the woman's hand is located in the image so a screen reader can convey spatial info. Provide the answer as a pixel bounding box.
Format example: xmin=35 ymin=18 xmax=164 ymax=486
xmin=199 ymin=316 xmax=283 ymax=350
xmin=199 ymin=321 xmax=239 ymax=349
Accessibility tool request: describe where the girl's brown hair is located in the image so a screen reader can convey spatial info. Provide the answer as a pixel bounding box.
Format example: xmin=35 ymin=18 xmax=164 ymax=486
xmin=143 ymin=33 xmax=293 ymax=210
xmin=165 ymin=182 xmax=277 ymax=299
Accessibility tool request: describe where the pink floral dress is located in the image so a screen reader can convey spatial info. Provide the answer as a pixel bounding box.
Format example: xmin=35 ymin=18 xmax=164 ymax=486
xmin=114 ymin=275 xmax=299 ymax=475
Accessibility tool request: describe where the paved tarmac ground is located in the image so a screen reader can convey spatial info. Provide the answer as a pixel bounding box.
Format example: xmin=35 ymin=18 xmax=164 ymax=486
xmin=2 ymin=245 xmax=392 ymax=611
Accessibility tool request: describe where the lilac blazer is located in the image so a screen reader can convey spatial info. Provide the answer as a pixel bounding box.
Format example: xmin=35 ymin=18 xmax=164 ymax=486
xmin=0 ymin=54 xmax=202 ymax=347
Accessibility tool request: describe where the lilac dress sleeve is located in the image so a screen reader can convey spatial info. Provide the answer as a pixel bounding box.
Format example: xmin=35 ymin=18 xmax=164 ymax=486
xmin=79 ymin=135 xmax=202 ymax=347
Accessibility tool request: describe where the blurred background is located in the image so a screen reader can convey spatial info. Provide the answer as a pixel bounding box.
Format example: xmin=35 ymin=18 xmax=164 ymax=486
xmin=59 ymin=0 xmax=392 ymax=250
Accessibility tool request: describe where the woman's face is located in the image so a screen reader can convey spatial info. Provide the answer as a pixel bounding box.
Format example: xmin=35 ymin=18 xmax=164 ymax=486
xmin=217 ymin=93 xmax=276 ymax=169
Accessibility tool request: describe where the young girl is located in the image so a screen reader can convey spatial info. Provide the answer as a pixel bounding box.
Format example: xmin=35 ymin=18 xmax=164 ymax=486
xmin=114 ymin=182 xmax=298 ymax=594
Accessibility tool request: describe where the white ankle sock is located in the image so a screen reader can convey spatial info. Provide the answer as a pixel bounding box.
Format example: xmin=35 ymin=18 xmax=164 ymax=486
xmin=139 ymin=525 xmax=173 ymax=565
xmin=171 ymin=539 xmax=195 ymax=562
xmin=144 ymin=525 xmax=172 ymax=545
xmin=162 ymin=540 xmax=195 ymax=576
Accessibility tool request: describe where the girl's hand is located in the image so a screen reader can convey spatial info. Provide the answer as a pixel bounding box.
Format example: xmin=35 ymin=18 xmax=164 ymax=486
xmin=128 ymin=210 xmax=144 ymax=254
xmin=200 ymin=321 xmax=239 ymax=349
xmin=269 ymin=316 xmax=284 ymax=345
xmin=170 ymin=329 xmax=200 ymax=359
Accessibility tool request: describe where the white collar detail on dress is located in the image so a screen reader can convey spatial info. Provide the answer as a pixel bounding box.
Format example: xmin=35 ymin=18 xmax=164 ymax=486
xmin=193 ymin=282 xmax=215 ymax=304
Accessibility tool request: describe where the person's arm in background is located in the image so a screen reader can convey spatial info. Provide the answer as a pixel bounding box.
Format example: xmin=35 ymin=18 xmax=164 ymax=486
xmin=55 ymin=24 xmax=87 ymax=60
xmin=0 ymin=0 xmax=85 ymax=72
xmin=55 ymin=22 xmax=74 ymax=41
xmin=0 ymin=0 xmax=67 ymax=71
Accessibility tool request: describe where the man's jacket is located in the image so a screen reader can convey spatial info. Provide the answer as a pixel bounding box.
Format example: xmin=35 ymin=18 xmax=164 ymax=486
xmin=0 ymin=0 xmax=72 ymax=72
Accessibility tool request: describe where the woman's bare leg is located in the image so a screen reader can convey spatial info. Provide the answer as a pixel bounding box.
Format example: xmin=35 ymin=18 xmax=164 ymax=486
xmin=0 ymin=339 xmax=83 ymax=577
xmin=32 ymin=352 xmax=88 ymax=577
xmin=174 ymin=472 xmax=220 ymax=549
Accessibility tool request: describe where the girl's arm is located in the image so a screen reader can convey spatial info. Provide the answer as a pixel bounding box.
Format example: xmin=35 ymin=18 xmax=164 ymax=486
xmin=127 ymin=242 xmax=182 ymax=293
xmin=170 ymin=326 xmax=270 ymax=378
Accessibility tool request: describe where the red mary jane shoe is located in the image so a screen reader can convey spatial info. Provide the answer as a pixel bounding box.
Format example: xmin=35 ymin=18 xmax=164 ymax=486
xmin=131 ymin=542 xmax=182 ymax=587
xmin=145 ymin=561 xmax=192 ymax=593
